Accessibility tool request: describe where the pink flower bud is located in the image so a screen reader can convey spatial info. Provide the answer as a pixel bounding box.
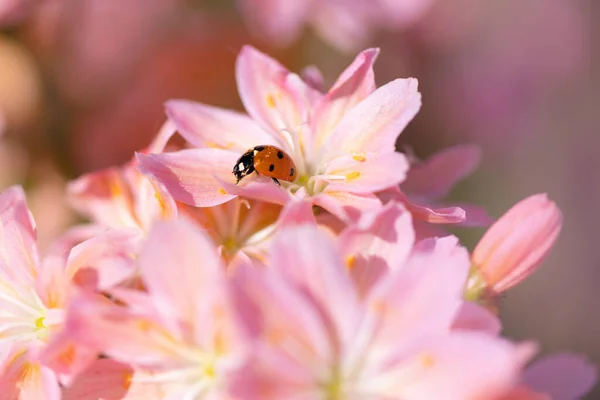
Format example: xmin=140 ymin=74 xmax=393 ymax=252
xmin=472 ymin=194 xmax=562 ymax=293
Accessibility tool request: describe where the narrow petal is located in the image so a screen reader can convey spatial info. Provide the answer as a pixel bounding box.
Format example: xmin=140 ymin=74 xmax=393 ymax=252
xmin=165 ymin=100 xmax=281 ymax=151
xmin=236 ymin=45 xmax=317 ymax=137
xmin=146 ymin=119 xmax=177 ymax=154
xmin=0 ymin=186 xmax=39 ymax=289
xmin=0 ymin=346 xmax=61 ymax=400
xmin=523 ymin=353 xmax=597 ymax=400
xmin=402 ymin=144 xmax=481 ymax=200
xmin=323 ymin=151 xmax=409 ymax=193
xmin=136 ymin=149 xmax=238 ymax=207
xmin=312 ymin=48 xmax=379 ymax=149
xmin=217 ymin=177 xmax=294 ymax=206
xmin=313 ymin=190 xmax=382 ymax=223
xmin=326 ymin=78 xmax=421 ymax=155
xmin=451 ymin=301 xmax=502 ymax=335
xmin=277 ymin=199 xmax=317 ymax=227
xmin=139 ymin=218 xmax=224 ymax=336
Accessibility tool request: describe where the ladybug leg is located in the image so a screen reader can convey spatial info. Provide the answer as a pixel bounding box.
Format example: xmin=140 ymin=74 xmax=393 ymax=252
xmin=271 ymin=178 xmax=280 ymax=186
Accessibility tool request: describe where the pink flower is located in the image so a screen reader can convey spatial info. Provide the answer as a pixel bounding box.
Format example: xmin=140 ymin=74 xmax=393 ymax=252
xmin=470 ymin=194 xmax=562 ymax=294
xmin=63 ymin=218 xmax=251 ymax=398
xmin=0 ymin=186 xmax=139 ymax=397
xmin=139 ymin=46 xmax=421 ymax=223
xmin=232 ymin=223 xmax=535 ymax=398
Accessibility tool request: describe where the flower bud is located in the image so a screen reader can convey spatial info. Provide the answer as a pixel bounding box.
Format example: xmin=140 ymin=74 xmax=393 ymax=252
xmin=471 ymin=194 xmax=562 ymax=293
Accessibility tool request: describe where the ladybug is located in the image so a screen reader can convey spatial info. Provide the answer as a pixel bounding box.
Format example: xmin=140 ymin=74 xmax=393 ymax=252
xmin=233 ymin=145 xmax=297 ymax=185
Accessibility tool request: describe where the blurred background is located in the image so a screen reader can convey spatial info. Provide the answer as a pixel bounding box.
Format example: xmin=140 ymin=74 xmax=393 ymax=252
xmin=0 ymin=0 xmax=597 ymax=396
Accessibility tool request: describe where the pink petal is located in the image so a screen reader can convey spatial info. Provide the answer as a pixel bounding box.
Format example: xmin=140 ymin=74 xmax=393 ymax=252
xmin=367 ymin=236 xmax=471 ymax=346
xmin=453 ymin=202 xmax=494 ymax=227
xmin=339 ymin=202 xmax=414 ymax=296
xmin=62 ymin=359 xmax=165 ymax=400
xmin=165 ymin=100 xmax=281 ymax=151
xmin=323 ymin=151 xmax=409 ymax=193
xmin=311 ymin=48 xmax=379 ymax=150
xmin=65 ymin=229 xmax=141 ymax=290
xmin=217 ymin=176 xmax=294 ymax=206
xmin=0 ymin=346 xmax=61 ymax=400
xmin=235 ymin=45 xmax=317 ymax=136
xmin=146 ymin=119 xmax=177 ymax=154
xmin=39 ymin=330 xmax=97 ymax=383
xmin=300 ymin=65 xmax=325 ymax=92
xmin=269 ymin=225 xmax=361 ymax=347
xmin=385 ymin=334 xmax=530 ymax=399
xmin=277 ymin=198 xmax=317 ymax=227
xmin=0 ymin=185 xmax=39 ymax=289
xmin=314 ymin=190 xmax=382 ymax=223
xmin=451 ymin=301 xmax=502 ymax=335
xmin=139 ymin=218 xmax=224 ymax=336
xmin=402 ymin=144 xmax=481 ymax=200
xmin=64 ymin=292 xmax=182 ymax=366
xmin=136 ymin=149 xmax=238 ymax=207
xmin=326 ymin=78 xmax=421 ymax=154
xmin=523 ymin=353 xmax=597 ymax=400
xmin=67 ymin=167 xmax=140 ymax=230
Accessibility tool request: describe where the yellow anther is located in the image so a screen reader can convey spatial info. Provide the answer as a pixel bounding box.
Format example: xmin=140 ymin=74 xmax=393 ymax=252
xmin=34 ymin=316 xmax=45 ymax=330
xmin=352 ymin=153 xmax=367 ymax=162
xmin=266 ymin=94 xmax=277 ymax=108
xmin=420 ymin=353 xmax=436 ymax=369
xmin=218 ymin=188 xmax=228 ymax=195
xmin=122 ymin=371 xmax=133 ymax=389
xmin=154 ymin=192 xmax=167 ymax=216
xmin=345 ymin=171 xmax=361 ymax=181
xmin=345 ymin=255 xmax=357 ymax=270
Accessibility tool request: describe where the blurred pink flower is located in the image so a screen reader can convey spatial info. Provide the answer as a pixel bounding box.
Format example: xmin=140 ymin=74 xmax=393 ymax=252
xmin=139 ymin=46 xmax=420 ymax=222
xmin=63 ymin=218 xmax=250 ymax=399
xmin=238 ymin=0 xmax=436 ymax=51
xmin=470 ymin=194 xmax=562 ymax=294
xmin=233 ymin=224 xmax=534 ymax=398
xmin=0 ymin=186 xmax=140 ymax=396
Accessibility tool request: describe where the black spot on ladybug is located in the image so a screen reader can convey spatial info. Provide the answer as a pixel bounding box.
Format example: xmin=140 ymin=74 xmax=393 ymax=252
xmin=254 ymin=146 xmax=265 ymax=152
xmin=269 ymin=164 xmax=275 ymax=172
xmin=277 ymin=151 xmax=284 ymax=159
xmin=290 ymin=168 xmax=294 ymax=177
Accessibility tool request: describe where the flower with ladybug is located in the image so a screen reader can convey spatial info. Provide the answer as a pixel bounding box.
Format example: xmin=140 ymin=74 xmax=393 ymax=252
xmin=137 ymin=46 xmax=421 ymax=222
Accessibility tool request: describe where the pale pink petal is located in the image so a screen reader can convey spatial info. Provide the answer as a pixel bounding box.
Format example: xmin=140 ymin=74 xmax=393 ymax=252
xmin=374 ymin=334 xmax=531 ymax=399
xmin=314 ymin=190 xmax=382 ymax=223
xmin=44 ymin=224 xmax=108 ymax=261
xmin=277 ymin=198 xmax=317 ymax=227
xmin=451 ymin=301 xmax=502 ymax=335
xmin=339 ymin=202 xmax=414 ymax=296
xmin=67 ymin=168 xmax=139 ymax=230
xmin=0 ymin=185 xmax=39 ymax=288
xmin=366 ymin=236 xmax=470 ymax=346
xmin=235 ymin=45 xmax=317 ymax=137
xmin=146 ymin=119 xmax=177 ymax=154
xmin=326 ymin=78 xmax=421 ymax=154
xmin=139 ymin=218 xmax=224 ymax=337
xmin=0 ymin=346 xmax=61 ymax=400
xmin=165 ymin=100 xmax=281 ymax=151
xmin=62 ymin=359 xmax=166 ymax=400
xmin=405 ymin=201 xmax=466 ymax=224
xmin=453 ymin=202 xmax=494 ymax=227
xmin=65 ymin=229 xmax=141 ymax=290
xmin=523 ymin=353 xmax=597 ymax=400
xmin=402 ymin=144 xmax=481 ymax=200
xmin=64 ymin=292 xmax=182 ymax=366
xmin=217 ymin=176 xmax=294 ymax=206
xmin=39 ymin=330 xmax=97 ymax=383
xmin=323 ymin=151 xmax=409 ymax=193
xmin=136 ymin=149 xmax=238 ymax=207
xmin=269 ymin=225 xmax=361 ymax=348
xmin=312 ymin=48 xmax=379 ymax=149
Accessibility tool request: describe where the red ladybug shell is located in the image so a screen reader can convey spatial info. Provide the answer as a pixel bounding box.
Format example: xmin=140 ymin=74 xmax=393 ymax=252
xmin=253 ymin=145 xmax=296 ymax=182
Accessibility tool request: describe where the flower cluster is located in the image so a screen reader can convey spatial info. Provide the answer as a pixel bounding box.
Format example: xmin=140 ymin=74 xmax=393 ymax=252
xmin=0 ymin=46 xmax=595 ymax=399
